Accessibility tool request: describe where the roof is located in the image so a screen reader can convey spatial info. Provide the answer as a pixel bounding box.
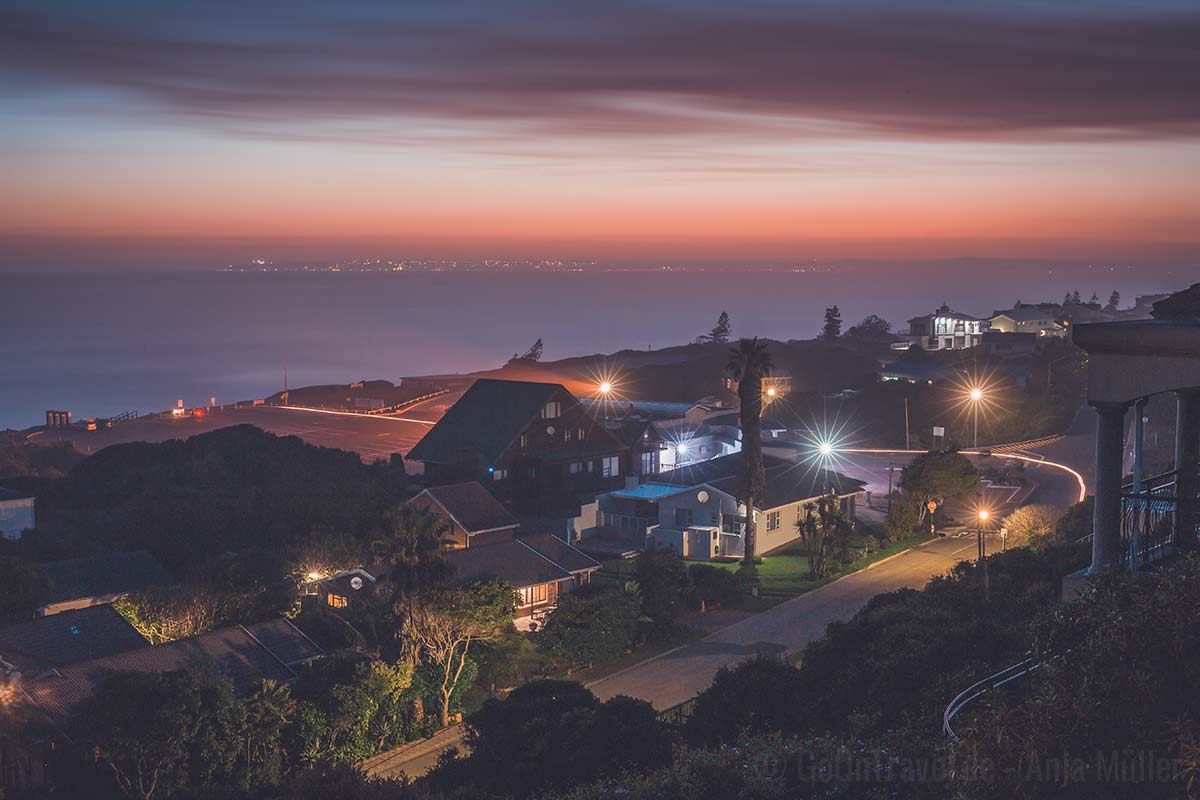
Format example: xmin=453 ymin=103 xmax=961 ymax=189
xmin=0 ymin=605 xmax=147 ymax=677
xmin=656 ymin=453 xmax=865 ymax=510
xmin=0 ymin=487 xmax=35 ymax=502
xmin=407 ymin=379 xmax=564 ymax=466
xmin=21 ymin=618 xmax=322 ymax=723
xmin=908 ymin=310 xmax=980 ymax=323
xmin=991 ymin=307 xmax=1055 ymax=322
xmin=603 ymin=419 xmax=663 ymax=448
xmin=444 ymin=539 xmax=572 ymax=588
xmin=610 ymin=482 xmax=690 ymax=500
xmin=521 ymin=533 xmax=601 ymax=574
xmin=37 ymin=551 xmax=173 ymax=608
xmin=416 ymin=482 xmax=518 ymax=533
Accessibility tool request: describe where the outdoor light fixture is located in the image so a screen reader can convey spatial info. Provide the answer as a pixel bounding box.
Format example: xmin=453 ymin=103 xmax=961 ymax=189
xmin=978 ymin=510 xmax=990 ymax=522
xmin=767 ymin=387 xmax=777 ymax=397
xmin=818 ymin=441 xmax=835 ymax=457
xmin=676 ymin=442 xmax=689 ymax=454
xmin=599 ymin=381 xmax=612 ymax=394
xmin=306 ymin=571 xmax=321 ymax=582
xmin=970 ymin=388 xmax=983 ymax=402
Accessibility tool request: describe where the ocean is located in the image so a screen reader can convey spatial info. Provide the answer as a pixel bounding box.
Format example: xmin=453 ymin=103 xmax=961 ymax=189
xmin=0 ymin=266 xmax=1178 ymax=429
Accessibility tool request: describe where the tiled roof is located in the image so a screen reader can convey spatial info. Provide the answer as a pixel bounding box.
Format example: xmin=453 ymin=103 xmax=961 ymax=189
xmin=418 ymin=482 xmax=518 ymax=533
xmin=21 ymin=618 xmax=322 ymax=723
xmin=0 ymin=605 xmax=147 ymax=677
xmin=521 ymin=533 xmax=601 ymax=574
xmin=36 ymin=550 xmax=173 ymax=608
xmin=406 ymin=379 xmax=563 ymax=466
xmin=444 ymin=539 xmax=573 ymax=588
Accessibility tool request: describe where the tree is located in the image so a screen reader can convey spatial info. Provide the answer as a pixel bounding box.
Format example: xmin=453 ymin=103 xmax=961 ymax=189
xmin=460 ymin=680 xmax=671 ymax=798
xmin=1062 ymin=291 xmax=1073 ymax=306
xmin=0 ymin=556 xmax=38 ymax=622
xmin=684 ymin=656 xmax=805 ymax=746
xmin=1071 ymin=290 xmax=1082 ymax=304
xmin=634 ymin=548 xmax=692 ymax=629
xmin=1089 ymin=292 xmax=1099 ymax=305
xmin=513 ymin=338 xmax=544 ymax=362
xmin=800 ymin=492 xmax=852 ymax=578
xmin=241 ymin=678 xmax=296 ymax=789
xmin=371 ymin=505 xmax=452 ymax=595
xmin=707 ymin=311 xmax=732 ymax=344
xmin=537 ymin=584 xmax=642 ymax=671
xmin=899 ymin=451 xmax=979 ymax=525
xmin=1106 ymin=290 xmax=1121 ymax=311
xmin=727 ymin=338 xmax=774 ymax=567
xmin=114 ymin=586 xmax=224 ymax=645
xmin=821 ymin=306 xmax=842 ymax=341
xmin=400 ymin=579 xmax=516 ymax=727
xmin=80 ymin=666 xmax=243 ymax=800
xmin=1001 ymin=504 xmax=1063 ymax=550
xmin=845 ymin=314 xmax=891 ymax=338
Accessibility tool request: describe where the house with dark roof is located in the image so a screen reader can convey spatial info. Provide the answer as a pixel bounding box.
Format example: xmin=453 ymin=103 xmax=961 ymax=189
xmin=35 ymin=550 xmax=173 ymax=617
xmin=407 ymin=379 xmax=627 ymax=508
xmin=443 ymin=533 xmax=600 ymax=628
xmin=18 ymin=618 xmax=323 ymax=724
xmin=576 ymin=454 xmax=865 ymax=561
xmin=406 ymin=481 xmax=520 ymax=548
xmin=0 ymin=605 xmax=148 ymax=682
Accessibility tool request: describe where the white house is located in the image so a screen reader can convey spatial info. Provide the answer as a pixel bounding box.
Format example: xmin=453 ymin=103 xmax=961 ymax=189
xmin=988 ymin=307 xmax=1066 ymax=338
xmin=907 ymin=310 xmax=985 ymax=351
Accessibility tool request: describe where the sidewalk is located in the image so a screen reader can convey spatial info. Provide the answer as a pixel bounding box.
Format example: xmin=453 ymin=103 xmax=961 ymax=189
xmin=361 ymin=724 xmax=467 ymax=780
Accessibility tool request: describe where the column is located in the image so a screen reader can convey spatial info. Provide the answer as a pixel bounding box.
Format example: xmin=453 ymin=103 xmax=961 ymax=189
xmin=1090 ymin=402 xmax=1129 ymax=574
xmin=1175 ymin=389 xmax=1200 ymax=549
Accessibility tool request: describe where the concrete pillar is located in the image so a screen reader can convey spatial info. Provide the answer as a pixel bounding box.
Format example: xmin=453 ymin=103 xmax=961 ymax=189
xmin=1175 ymin=390 xmax=1200 ymax=549
xmin=1090 ymin=402 xmax=1129 ymax=574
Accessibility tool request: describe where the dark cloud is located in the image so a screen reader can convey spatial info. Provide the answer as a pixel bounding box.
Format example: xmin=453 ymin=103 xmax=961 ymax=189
xmin=2 ymin=2 xmax=1198 ymax=142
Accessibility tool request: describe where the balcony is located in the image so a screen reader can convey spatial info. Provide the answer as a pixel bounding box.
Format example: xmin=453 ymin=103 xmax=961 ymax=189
xmin=1121 ymin=468 xmax=1200 ymax=569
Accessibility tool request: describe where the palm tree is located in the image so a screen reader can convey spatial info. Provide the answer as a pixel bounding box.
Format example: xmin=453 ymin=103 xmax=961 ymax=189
xmin=372 ymin=506 xmax=452 ymax=595
xmin=727 ymin=337 xmax=773 ymax=567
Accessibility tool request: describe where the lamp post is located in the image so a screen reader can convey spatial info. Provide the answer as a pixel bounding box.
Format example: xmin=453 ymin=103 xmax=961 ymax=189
xmin=977 ymin=508 xmax=990 ymax=602
xmin=969 ymin=387 xmax=983 ymax=448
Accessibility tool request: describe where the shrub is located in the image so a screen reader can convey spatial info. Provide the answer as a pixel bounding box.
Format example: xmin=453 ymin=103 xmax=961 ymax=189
xmin=536 ymin=585 xmax=642 ymax=671
xmin=689 ymin=563 xmax=741 ymax=609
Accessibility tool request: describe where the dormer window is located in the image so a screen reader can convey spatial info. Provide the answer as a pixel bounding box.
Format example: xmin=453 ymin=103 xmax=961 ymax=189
xmin=542 ymin=401 xmax=561 ymax=419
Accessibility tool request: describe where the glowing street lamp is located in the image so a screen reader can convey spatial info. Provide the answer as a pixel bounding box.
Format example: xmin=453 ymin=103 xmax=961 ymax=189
xmin=676 ymin=442 xmax=689 ymax=455
xmin=598 ymin=381 xmax=612 ymax=395
xmin=818 ymin=440 xmax=835 ymax=458
xmin=976 ymin=503 xmax=991 ymax=601
xmin=766 ymin=387 xmax=777 ymax=398
xmin=968 ymin=386 xmax=984 ymax=448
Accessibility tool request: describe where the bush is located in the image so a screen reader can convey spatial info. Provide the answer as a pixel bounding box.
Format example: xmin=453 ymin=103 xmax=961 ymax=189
xmin=634 ymin=548 xmax=693 ymax=629
xmin=536 ymin=585 xmax=642 ymax=671
xmin=1002 ymin=504 xmax=1063 ymax=550
xmin=683 ymin=656 xmax=805 ymax=746
xmin=689 ymin=563 xmax=741 ymax=609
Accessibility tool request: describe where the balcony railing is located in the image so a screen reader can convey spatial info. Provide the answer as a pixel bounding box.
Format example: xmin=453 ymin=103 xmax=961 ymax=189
xmin=1120 ymin=469 xmax=1197 ymax=569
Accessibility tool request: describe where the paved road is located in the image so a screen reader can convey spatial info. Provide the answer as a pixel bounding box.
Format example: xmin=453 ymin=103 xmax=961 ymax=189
xmin=589 ymin=458 xmax=1080 ymax=711
xmin=28 ymin=391 xmax=461 ymax=467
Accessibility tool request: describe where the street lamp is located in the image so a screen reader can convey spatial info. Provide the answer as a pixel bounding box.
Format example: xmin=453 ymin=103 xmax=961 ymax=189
xmin=766 ymin=387 xmax=777 ymax=397
xmin=977 ymin=507 xmax=990 ymax=601
xmin=968 ymin=387 xmax=984 ymax=448
xmin=598 ymin=381 xmax=612 ymax=395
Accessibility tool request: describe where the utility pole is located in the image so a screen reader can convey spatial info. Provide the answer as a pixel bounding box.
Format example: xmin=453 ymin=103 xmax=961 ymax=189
xmin=886 ymin=464 xmax=896 ymax=516
xmin=904 ymin=396 xmax=911 ymax=450
xmin=283 ymin=367 xmax=289 ymax=406
xmin=977 ymin=501 xmax=990 ymax=603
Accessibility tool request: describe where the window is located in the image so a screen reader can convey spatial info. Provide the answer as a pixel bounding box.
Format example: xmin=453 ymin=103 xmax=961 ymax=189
xmin=519 ymin=584 xmax=549 ymax=606
xmin=491 ymin=468 xmax=507 ymax=481
xmin=564 ymin=429 xmax=573 ymax=441
xmin=578 ymin=428 xmax=585 ymax=441
xmin=601 ymin=455 xmax=620 ymax=478
xmin=542 ymin=401 xmax=561 ymax=419
xmin=766 ymin=511 xmax=781 ymax=532
xmin=674 ymin=507 xmax=694 ymax=527
xmin=568 ymin=461 xmax=584 ymax=475
xmin=700 ymin=445 xmax=709 ymax=456
xmin=326 ymin=594 xmax=348 ymax=609
xmin=519 ymin=433 xmax=528 ymax=448
xmin=640 ymin=451 xmax=656 ymax=474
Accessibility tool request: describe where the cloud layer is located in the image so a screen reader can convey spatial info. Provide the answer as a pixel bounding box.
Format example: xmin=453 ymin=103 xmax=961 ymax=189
xmin=3 ymin=1 xmax=1198 ymax=143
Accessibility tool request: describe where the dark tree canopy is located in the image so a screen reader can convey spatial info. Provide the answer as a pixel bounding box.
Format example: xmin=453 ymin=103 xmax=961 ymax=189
xmin=821 ymin=305 xmax=842 ymax=341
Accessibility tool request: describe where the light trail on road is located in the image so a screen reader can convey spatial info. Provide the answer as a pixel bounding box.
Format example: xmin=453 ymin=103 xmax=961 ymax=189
xmin=841 ymin=447 xmax=1088 ymax=504
xmin=270 ymin=405 xmax=436 ymax=425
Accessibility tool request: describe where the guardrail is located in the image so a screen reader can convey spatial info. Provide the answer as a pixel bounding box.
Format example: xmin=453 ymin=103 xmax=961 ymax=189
xmin=943 ymin=654 xmax=1038 ymax=742
xmin=657 ymin=696 xmax=698 ymax=729
xmin=364 ymin=388 xmax=450 ymax=415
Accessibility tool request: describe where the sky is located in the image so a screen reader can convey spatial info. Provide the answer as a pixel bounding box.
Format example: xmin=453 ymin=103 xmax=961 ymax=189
xmin=1 ymin=0 xmax=1198 ymax=270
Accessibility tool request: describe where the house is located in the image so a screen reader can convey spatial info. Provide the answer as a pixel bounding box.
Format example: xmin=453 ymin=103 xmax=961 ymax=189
xmin=34 ymin=551 xmax=173 ymax=617
xmin=575 ymin=454 xmax=865 ymax=561
xmin=0 ymin=487 xmax=35 ymax=539
xmin=406 ymin=481 xmax=520 ymax=548
xmin=17 ymin=618 xmax=323 ymax=724
xmin=988 ymin=307 xmax=1066 ymax=338
xmin=601 ymin=418 xmax=667 ymax=478
xmin=443 ymin=533 xmax=600 ymax=628
xmin=305 ymin=568 xmax=377 ymax=610
xmin=407 ymin=379 xmax=627 ymax=507
xmin=906 ymin=310 xmax=985 ymax=351
xmin=0 ymin=605 xmax=148 ymax=682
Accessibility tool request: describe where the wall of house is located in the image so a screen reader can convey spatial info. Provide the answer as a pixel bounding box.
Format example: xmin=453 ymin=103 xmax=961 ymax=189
xmin=649 ymin=487 xmax=741 ymax=560
xmin=757 ymin=492 xmax=860 ymax=555
xmin=406 ymin=494 xmax=470 ymax=547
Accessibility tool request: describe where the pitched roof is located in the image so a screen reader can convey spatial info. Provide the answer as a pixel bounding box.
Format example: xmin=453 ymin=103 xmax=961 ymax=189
xmin=37 ymin=550 xmax=173 ymax=608
xmin=521 ymin=533 xmax=601 ymax=574
xmin=991 ymin=307 xmax=1055 ymax=322
xmin=443 ymin=539 xmax=573 ymax=588
xmin=656 ymin=453 xmax=865 ymax=510
xmin=20 ymin=618 xmax=322 ymax=723
xmin=0 ymin=605 xmax=147 ymax=677
xmin=407 ymin=379 xmax=564 ymax=466
xmin=417 ymin=482 xmax=518 ymax=533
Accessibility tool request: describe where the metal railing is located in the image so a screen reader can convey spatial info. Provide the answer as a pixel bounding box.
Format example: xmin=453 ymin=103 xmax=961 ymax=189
xmin=657 ymin=696 xmax=698 ymax=729
xmin=1120 ymin=469 xmax=1194 ymax=568
xmin=943 ymin=654 xmax=1038 ymax=742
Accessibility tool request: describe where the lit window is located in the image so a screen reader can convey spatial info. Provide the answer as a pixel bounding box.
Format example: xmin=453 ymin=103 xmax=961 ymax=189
xmin=568 ymin=461 xmax=584 ymax=475
xmin=640 ymin=451 xmax=656 ymax=474
xmin=519 ymin=584 xmax=549 ymax=605
xmin=578 ymin=428 xmax=585 ymax=440
xmin=519 ymin=434 xmax=528 ymax=448
xmin=542 ymin=401 xmax=561 ymax=419
xmin=492 ymin=468 xmax=507 ymax=481
xmin=601 ymin=455 xmax=620 ymax=478
xmin=327 ymin=594 xmax=348 ymax=609
xmin=564 ymin=429 xmax=573 ymax=441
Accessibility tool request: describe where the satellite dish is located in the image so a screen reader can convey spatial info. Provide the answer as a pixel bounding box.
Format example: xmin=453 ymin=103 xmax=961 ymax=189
xmin=697 ymin=490 xmax=710 ymax=503
xmin=546 ymin=425 xmax=556 ymax=435
xmin=350 ymin=575 xmax=364 ymax=591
